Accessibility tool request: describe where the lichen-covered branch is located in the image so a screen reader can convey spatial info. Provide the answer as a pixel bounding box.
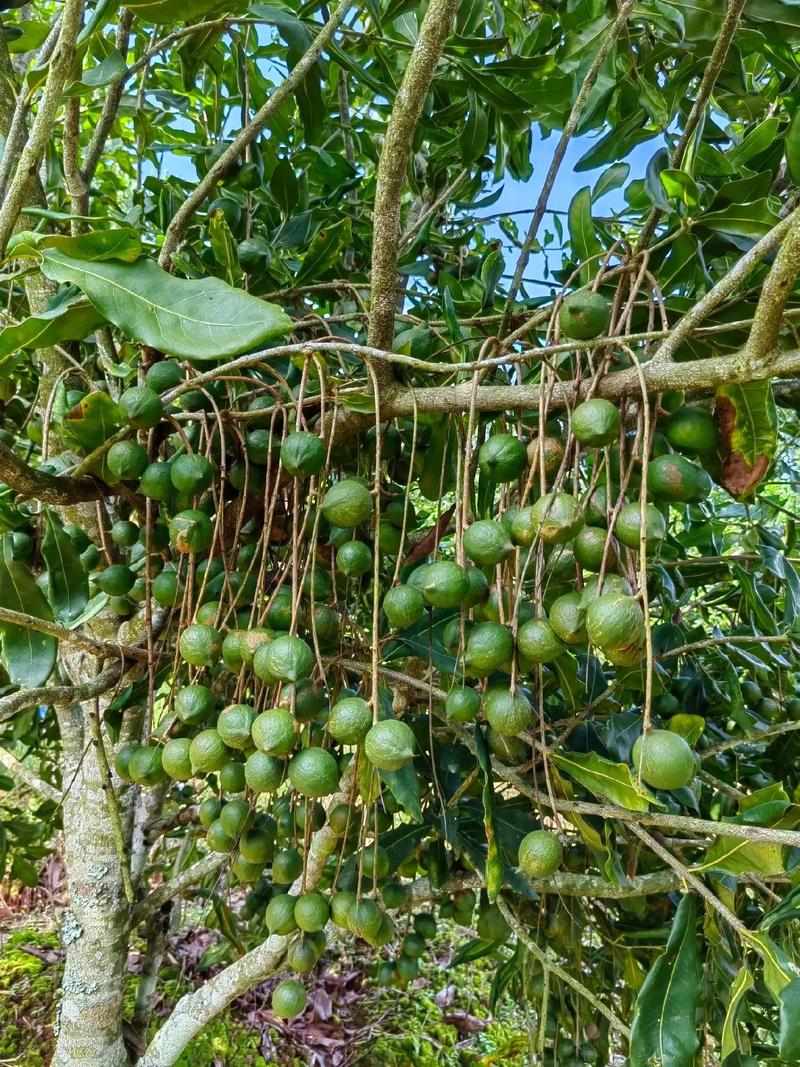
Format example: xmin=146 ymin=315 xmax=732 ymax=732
xmin=0 ymin=0 xmax=86 ymax=254
xmin=131 ymin=853 xmax=226 ymax=924
xmin=0 ymin=440 xmax=106 ymax=505
xmin=0 ymin=743 xmax=61 ymax=804
xmin=367 ymin=0 xmax=460 ymax=355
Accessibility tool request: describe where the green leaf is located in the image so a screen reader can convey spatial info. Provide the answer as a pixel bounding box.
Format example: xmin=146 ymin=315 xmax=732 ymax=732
xmin=460 ymin=94 xmax=490 ymax=163
xmin=695 ymin=835 xmax=785 ymax=877
xmin=208 ymin=209 xmax=243 ymax=288
xmin=64 ymin=50 xmax=126 ymax=97
xmin=743 ymin=931 xmax=797 ymax=1001
xmin=40 ymin=251 xmax=292 ymax=360
xmin=786 ymin=110 xmax=800 ymax=186
xmin=379 ymin=762 xmax=422 ymax=823
xmin=551 ymin=750 xmax=662 ymax=811
xmin=760 ymin=880 xmax=800 ymax=931
xmin=41 ymin=510 xmax=88 ymax=625
xmin=295 ymin=218 xmax=351 ymax=286
xmin=699 ymin=198 xmax=781 ymax=240
xmin=779 ymin=978 xmax=800 ymax=1062
xmin=567 ymin=186 xmax=603 ymax=285
xmin=270 ymin=158 xmax=300 ymax=217
xmin=721 ymin=966 xmax=754 ymax=1061
xmin=60 ymin=389 xmax=121 ymax=455
xmin=0 ymin=296 xmax=104 ymax=361
xmin=592 ymin=162 xmax=630 ymax=201
xmin=715 ymin=380 xmax=777 ymax=498
xmin=474 ymin=724 xmax=502 ymax=901
xmin=629 ymin=895 xmax=702 ymax=1067
xmin=660 ymin=169 xmax=701 ymax=207
xmin=8 ymin=227 xmax=142 ymax=262
xmin=449 ymin=938 xmax=499 ymax=966
xmin=0 ymin=535 xmax=57 ymax=687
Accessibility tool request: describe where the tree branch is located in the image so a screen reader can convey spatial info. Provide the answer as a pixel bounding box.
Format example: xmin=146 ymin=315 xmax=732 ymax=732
xmin=0 ymin=440 xmax=106 ymax=506
xmin=0 ymin=0 xmax=86 ymax=254
xmin=158 ymin=0 xmax=352 ymax=269
xmin=0 ymin=605 xmax=150 ymax=664
xmin=367 ymin=0 xmax=460 ymax=357
xmin=496 ymin=895 xmax=632 ymax=1039
xmin=740 ymin=207 xmax=800 ymax=368
xmin=0 ymin=743 xmax=61 ymax=804
xmin=139 ymin=759 xmax=358 ymax=1066
xmin=408 ymin=867 xmax=681 ymax=900
xmin=501 ymin=0 xmax=636 ymax=327
xmin=131 ymin=853 xmax=225 ymax=925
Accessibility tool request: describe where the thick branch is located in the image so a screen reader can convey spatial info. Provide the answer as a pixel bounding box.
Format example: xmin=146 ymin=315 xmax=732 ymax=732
xmin=139 ymin=759 xmax=358 ymax=1066
xmin=741 ymin=207 xmax=800 ymax=366
xmin=367 ymin=0 xmax=460 ymax=354
xmin=0 ymin=605 xmax=150 ymax=664
xmin=0 ymin=440 xmax=106 ymax=505
xmin=408 ymin=867 xmax=681 ymax=900
xmin=158 ymin=1 xmax=351 ymax=269
xmin=502 ymin=0 xmax=636 ymax=325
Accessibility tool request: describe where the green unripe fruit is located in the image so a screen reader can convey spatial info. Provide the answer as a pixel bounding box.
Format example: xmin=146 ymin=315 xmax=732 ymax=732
xmin=110 ymin=520 xmax=139 ymax=547
xmin=114 ymin=742 xmax=139 ymax=782
xmin=128 ymin=745 xmax=166 ymax=786
xmin=664 ymin=406 xmax=718 ymax=455
xmin=266 ymin=893 xmax=298 ymax=935
xmin=465 ymin=622 xmax=513 ymax=676
xmin=189 ymin=729 xmax=230 ymax=774
xmin=348 ymin=898 xmax=383 ymax=941
xmin=245 ymin=751 xmax=283 ymax=792
xmin=178 ymin=623 xmax=223 ymax=666
xmin=139 ymin=461 xmax=173 ymax=500
xmin=571 ymin=398 xmax=620 ymax=447
xmin=647 ymin=454 xmax=712 ymax=504
xmin=251 ymin=707 xmax=296 ymax=756
xmin=445 ymin=686 xmax=481 ymax=723
xmin=219 ymin=798 xmax=252 ymax=837
xmin=257 ymin=634 xmax=313 ymax=683
xmin=573 ymin=526 xmax=614 ymax=571
xmin=416 ymin=560 xmax=469 ymax=608
xmin=152 ymin=569 xmax=182 ymax=607
xmin=232 ymin=855 xmax=264 ymax=883
xmin=239 ymin=827 xmax=274 ymax=865
xmin=281 ymin=431 xmax=325 ymax=478
xmin=320 ymin=479 xmax=373 ymax=527
xmin=518 ymin=829 xmax=563 ymax=878
xmin=97 ymin=564 xmax=135 ymax=596
xmin=482 ymin=686 xmax=532 ymax=736
xmin=364 ymin=719 xmax=415 ymax=771
xmin=287 ymin=939 xmax=320 ymax=974
xmin=549 ymin=592 xmax=587 ymax=644
xmin=206 ymin=820 xmax=235 ymax=853
xmin=107 ymin=440 xmax=148 ymax=481
xmin=615 ymin=502 xmax=667 ymax=551
xmin=478 ymin=434 xmax=527 ymax=482
xmin=632 ymin=729 xmax=695 ymax=790
xmin=328 ymin=697 xmax=372 ymax=745
xmin=288 ymin=746 xmax=340 ymax=798
xmin=161 ymin=737 xmax=193 ymax=781
xmin=145 ymin=360 xmax=183 ymax=392
xmin=271 ymin=979 xmax=306 ymax=1019
xmin=402 ymin=932 xmax=426 ymax=959
xmin=413 ymin=912 xmax=437 ymax=939
xmin=476 ymin=902 xmax=511 ymax=943
xmin=175 ymin=684 xmax=214 ymax=725
xmin=529 ymin=492 xmax=584 ymax=545
xmin=219 ymin=760 xmax=246 ymax=793
xmin=170 ymin=453 xmax=213 ymax=495
xmin=331 ymin=890 xmax=356 ymax=927
xmin=119 ymin=386 xmax=163 ymax=430
xmin=198 ymin=796 xmax=223 ymax=829
xmin=463 ymin=519 xmax=514 ymax=567
xmin=217 ymin=704 xmax=256 ymax=749
xmin=558 ymin=290 xmax=609 ymax=340
xmin=336 ymin=539 xmax=373 ymax=577
xmin=294 ymin=892 xmax=329 ymax=932
xmin=516 ymin=619 xmax=562 ymax=664
xmin=273 ymin=848 xmax=303 ymax=884
xmin=383 ymin=584 xmax=426 ymax=628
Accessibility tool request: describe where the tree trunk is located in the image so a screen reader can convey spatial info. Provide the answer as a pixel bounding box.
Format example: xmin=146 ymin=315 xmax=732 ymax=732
xmin=52 ymin=696 xmax=130 ymax=1067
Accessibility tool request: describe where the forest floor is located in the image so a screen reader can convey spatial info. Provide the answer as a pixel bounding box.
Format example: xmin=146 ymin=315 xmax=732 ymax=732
xmin=0 ymin=873 xmax=539 ymax=1067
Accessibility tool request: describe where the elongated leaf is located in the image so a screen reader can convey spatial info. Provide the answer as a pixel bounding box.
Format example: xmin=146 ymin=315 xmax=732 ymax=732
xmin=761 ymin=880 xmax=800 ymax=931
xmin=450 ymin=937 xmax=498 ymax=966
xmin=786 ymin=110 xmax=800 ymax=186
xmin=700 ymin=198 xmax=781 ymax=240
xmin=9 ymin=227 xmax=142 ymax=262
xmin=745 ymin=931 xmax=796 ymax=1001
xmin=64 ymin=50 xmax=126 ymax=97
xmin=379 ymin=762 xmax=422 ymax=823
xmin=0 ymin=297 xmax=103 ymax=360
xmin=592 ymin=161 xmax=629 ymax=201
xmin=567 ymin=185 xmax=603 ymax=285
xmin=0 ymin=536 xmax=57 ymax=686
xmin=474 ymin=724 xmax=502 ymax=901
xmin=40 ymin=251 xmax=292 ymax=360
xmin=629 ymin=895 xmax=701 ymax=1067
xmin=208 ymin=209 xmax=243 ymax=287
xmin=779 ymin=978 xmax=800 ymax=1062
xmin=721 ymin=966 xmax=754 ymax=1061
xmin=551 ymin=750 xmax=661 ymax=811
xmin=41 ymin=510 xmax=88 ymax=625
xmin=716 ymin=380 xmax=777 ymax=498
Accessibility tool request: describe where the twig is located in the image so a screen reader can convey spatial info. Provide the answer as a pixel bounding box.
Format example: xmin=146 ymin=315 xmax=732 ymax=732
xmin=88 ymin=700 xmax=134 ymax=904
